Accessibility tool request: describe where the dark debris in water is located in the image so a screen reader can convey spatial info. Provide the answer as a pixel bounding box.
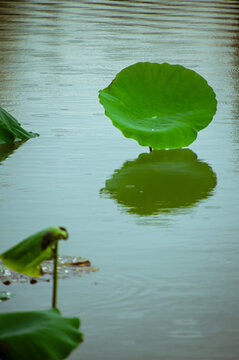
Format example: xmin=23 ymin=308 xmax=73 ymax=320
xmin=0 ymin=256 xmax=98 ymax=285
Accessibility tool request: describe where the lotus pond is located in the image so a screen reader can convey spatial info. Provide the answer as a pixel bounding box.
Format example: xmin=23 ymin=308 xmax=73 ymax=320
xmin=1 ymin=1 xmax=239 ymax=359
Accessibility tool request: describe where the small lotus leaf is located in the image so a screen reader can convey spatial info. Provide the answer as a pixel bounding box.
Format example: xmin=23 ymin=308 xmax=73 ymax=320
xmin=0 ymin=106 xmax=39 ymax=144
xmin=0 ymin=227 xmax=68 ymax=277
xmin=99 ymin=62 xmax=217 ymax=149
xmin=0 ymin=308 xmax=82 ymax=360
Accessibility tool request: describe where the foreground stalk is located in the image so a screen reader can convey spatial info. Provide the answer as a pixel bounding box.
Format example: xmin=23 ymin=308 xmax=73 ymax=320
xmin=52 ymin=242 xmax=58 ymax=308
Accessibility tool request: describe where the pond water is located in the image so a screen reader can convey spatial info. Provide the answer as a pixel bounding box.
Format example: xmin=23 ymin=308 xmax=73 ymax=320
xmin=0 ymin=0 xmax=239 ymax=359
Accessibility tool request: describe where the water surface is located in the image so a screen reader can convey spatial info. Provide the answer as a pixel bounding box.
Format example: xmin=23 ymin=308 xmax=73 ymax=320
xmin=0 ymin=1 xmax=239 ymax=359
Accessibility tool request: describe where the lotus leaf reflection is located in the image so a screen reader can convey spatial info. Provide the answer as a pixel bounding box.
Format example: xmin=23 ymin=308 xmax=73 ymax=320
xmin=100 ymin=149 xmax=217 ymax=216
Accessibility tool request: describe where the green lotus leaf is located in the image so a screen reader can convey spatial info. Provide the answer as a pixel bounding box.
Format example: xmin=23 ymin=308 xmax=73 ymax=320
xmin=0 ymin=227 xmax=68 ymax=277
xmin=0 ymin=106 xmax=39 ymax=144
xmin=98 ymin=62 xmax=217 ymax=149
xmin=0 ymin=308 xmax=82 ymax=360
xmin=100 ymin=149 xmax=217 ymax=215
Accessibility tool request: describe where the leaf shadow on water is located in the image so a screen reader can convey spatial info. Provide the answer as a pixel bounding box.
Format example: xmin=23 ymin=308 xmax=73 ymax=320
xmin=0 ymin=141 xmax=24 ymax=164
xmin=100 ymin=149 xmax=217 ymax=217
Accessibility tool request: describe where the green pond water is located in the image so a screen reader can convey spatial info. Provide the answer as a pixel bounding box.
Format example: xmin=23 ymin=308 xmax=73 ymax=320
xmin=0 ymin=1 xmax=239 ymax=359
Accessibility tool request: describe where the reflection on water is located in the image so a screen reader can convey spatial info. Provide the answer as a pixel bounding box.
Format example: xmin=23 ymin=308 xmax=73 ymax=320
xmin=0 ymin=142 xmax=24 ymax=164
xmin=101 ymin=149 xmax=217 ymax=216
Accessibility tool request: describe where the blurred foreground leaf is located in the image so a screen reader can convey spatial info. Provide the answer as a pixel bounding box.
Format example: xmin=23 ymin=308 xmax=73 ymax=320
xmin=0 ymin=106 xmax=39 ymax=144
xmin=0 ymin=308 xmax=82 ymax=360
xmin=0 ymin=227 xmax=68 ymax=277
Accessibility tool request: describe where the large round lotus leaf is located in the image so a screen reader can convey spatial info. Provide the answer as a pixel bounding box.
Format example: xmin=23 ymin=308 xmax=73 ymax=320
xmin=98 ymin=62 xmax=217 ymax=149
xmin=100 ymin=149 xmax=217 ymax=216
xmin=0 ymin=308 xmax=82 ymax=360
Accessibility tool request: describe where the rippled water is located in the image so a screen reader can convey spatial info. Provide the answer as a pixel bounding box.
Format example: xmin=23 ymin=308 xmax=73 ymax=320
xmin=0 ymin=1 xmax=239 ymax=359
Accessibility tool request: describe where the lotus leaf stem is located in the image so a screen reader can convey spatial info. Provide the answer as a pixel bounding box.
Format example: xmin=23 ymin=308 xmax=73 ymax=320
xmin=52 ymin=242 xmax=58 ymax=308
